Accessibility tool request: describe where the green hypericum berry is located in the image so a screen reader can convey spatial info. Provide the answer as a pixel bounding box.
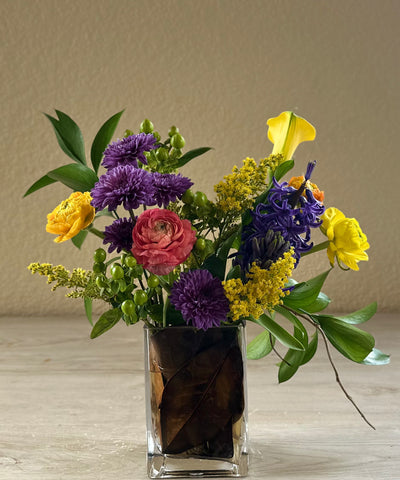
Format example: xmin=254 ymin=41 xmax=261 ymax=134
xmin=168 ymin=125 xmax=179 ymax=137
xmin=134 ymin=290 xmax=148 ymax=305
xmin=193 ymin=191 xmax=208 ymax=207
xmin=169 ymin=147 xmax=182 ymax=159
xmin=181 ymin=189 xmax=194 ymax=204
xmin=140 ymin=119 xmax=154 ymax=134
xmin=93 ymin=262 xmax=106 ymax=274
xmin=131 ymin=265 xmax=144 ymax=277
xmin=95 ymin=276 xmax=108 ymax=289
xmin=147 ymin=275 xmax=160 ymax=289
xmin=110 ymin=263 xmax=124 ymax=280
xmin=93 ymin=248 xmax=106 ymax=263
xmin=156 ymin=147 xmax=169 ymax=162
xmin=153 ymin=131 xmax=161 ymax=142
xmin=124 ymin=255 xmax=137 ymax=268
xmin=195 ymin=238 xmax=206 ymax=251
xmin=118 ymin=278 xmax=127 ymax=292
xmin=123 ymin=129 xmax=134 ymax=138
xmin=170 ymin=133 xmax=185 ymax=149
xmin=121 ymin=299 xmax=136 ymax=316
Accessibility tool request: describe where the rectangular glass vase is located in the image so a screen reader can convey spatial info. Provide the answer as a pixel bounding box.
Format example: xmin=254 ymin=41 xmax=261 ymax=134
xmin=144 ymin=324 xmax=248 ymax=478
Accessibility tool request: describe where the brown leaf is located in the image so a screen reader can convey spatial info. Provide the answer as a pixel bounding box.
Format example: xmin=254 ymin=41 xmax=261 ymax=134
xmin=149 ymin=327 xmax=244 ymax=455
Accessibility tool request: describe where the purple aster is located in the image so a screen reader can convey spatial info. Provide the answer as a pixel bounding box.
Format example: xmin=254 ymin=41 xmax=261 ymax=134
xmin=152 ymin=172 xmax=193 ymax=207
xmin=90 ymin=164 xmax=156 ymax=211
xmin=103 ymin=217 xmax=135 ymax=253
xmin=169 ymin=270 xmax=230 ymax=330
xmin=237 ymin=161 xmax=325 ymax=266
xmin=102 ymin=133 xmax=157 ymax=169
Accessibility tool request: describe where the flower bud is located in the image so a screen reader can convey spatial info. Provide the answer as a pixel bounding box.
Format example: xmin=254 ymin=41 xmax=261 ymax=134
xmin=168 ymin=125 xmax=179 ymax=137
xmin=153 ymin=131 xmax=161 ymax=142
xmin=171 ymin=133 xmax=185 ymax=149
xmin=140 ymin=119 xmax=154 ymax=134
xmin=156 ymin=147 xmax=169 ymax=162
xmin=181 ymin=189 xmax=194 ymax=204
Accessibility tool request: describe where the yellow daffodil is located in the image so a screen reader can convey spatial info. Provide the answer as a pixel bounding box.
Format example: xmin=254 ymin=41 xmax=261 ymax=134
xmin=267 ymin=111 xmax=316 ymax=161
xmin=320 ymin=207 xmax=369 ymax=271
xmin=46 ymin=191 xmax=95 ymax=243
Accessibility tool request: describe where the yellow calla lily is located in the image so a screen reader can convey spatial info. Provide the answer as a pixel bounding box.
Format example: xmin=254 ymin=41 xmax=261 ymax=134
xmin=267 ymin=111 xmax=316 ymax=161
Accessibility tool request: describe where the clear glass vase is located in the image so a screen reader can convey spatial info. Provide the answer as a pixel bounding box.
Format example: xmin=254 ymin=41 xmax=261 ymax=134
xmin=144 ymin=323 xmax=248 ymax=478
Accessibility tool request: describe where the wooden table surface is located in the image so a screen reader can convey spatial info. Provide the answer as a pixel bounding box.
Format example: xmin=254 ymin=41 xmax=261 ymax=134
xmin=0 ymin=314 xmax=399 ymax=480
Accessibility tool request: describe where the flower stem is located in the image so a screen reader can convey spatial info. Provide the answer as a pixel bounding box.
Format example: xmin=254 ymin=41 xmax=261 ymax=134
xmin=282 ymin=305 xmax=376 ymax=430
xmin=163 ymin=296 xmax=170 ymax=328
xmin=87 ymin=226 xmax=105 ymax=240
xmin=301 ymin=240 xmax=330 ymax=257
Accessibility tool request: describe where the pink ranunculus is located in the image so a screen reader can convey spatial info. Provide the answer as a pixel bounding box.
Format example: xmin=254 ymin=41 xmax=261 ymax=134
xmin=131 ymin=208 xmax=197 ymax=275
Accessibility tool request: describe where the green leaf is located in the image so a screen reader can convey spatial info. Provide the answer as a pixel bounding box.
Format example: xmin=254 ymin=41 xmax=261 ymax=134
xmin=303 ymin=291 xmax=331 ymax=313
xmin=226 ymin=265 xmax=241 ymax=281
xmin=274 ymin=305 xmax=308 ymax=347
xmin=71 ymin=230 xmax=88 ymax=249
xmin=147 ymin=304 xmax=163 ymax=324
xmin=90 ymin=308 xmax=121 ymax=339
xmin=274 ymin=160 xmax=294 ymax=181
xmin=23 ymin=174 xmax=57 ymax=197
xmin=278 ymin=348 xmax=305 ymax=383
xmin=336 ymin=302 xmax=377 ymax=325
xmin=301 ymin=331 xmax=318 ymax=365
xmin=247 ymin=330 xmax=274 ymax=360
xmin=95 ymin=209 xmax=115 ymax=218
xmin=251 ymin=314 xmax=305 ymax=351
xmin=362 ymin=348 xmax=390 ymax=365
xmin=84 ymin=297 xmax=93 ymax=326
xmin=283 ymin=269 xmax=331 ymax=309
xmin=45 ymin=111 xmax=86 ymax=164
xmin=202 ymin=230 xmax=238 ymax=280
xmin=176 ymin=147 xmax=212 ymax=168
xmin=47 ymin=163 xmax=98 ymax=192
xmin=317 ymin=316 xmax=375 ymax=363
xmin=90 ymin=110 xmax=124 ymax=174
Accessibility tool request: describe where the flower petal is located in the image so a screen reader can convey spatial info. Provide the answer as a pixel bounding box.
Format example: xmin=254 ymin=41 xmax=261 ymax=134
xmin=267 ymin=111 xmax=316 ymax=160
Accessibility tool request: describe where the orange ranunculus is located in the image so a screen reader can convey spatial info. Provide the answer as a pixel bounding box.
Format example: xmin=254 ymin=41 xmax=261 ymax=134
xmin=288 ymin=176 xmax=324 ymax=202
xmin=46 ymin=192 xmax=95 ymax=243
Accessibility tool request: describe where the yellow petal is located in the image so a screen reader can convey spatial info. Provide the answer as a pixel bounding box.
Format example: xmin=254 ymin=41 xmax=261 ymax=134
xmin=267 ymin=111 xmax=316 ymax=160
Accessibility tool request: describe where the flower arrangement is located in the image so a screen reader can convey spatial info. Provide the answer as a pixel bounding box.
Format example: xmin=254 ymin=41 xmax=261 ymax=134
xmin=25 ymin=110 xmax=388 ymax=428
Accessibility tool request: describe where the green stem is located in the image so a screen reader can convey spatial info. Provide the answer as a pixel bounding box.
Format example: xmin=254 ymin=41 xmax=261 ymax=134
xmin=163 ymin=296 xmax=170 ymax=328
xmin=87 ymin=227 xmax=105 ymax=240
xmin=301 ymin=240 xmax=330 ymax=257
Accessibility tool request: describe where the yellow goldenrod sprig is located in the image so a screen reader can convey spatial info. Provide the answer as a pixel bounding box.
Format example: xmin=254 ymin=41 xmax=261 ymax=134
xmin=214 ymin=157 xmax=270 ymax=216
xmin=223 ymin=250 xmax=296 ymax=322
xmin=27 ymin=263 xmax=103 ymax=299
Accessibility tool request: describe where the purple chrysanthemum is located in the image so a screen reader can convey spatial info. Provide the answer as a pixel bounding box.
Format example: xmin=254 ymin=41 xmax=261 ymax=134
xmin=90 ymin=165 xmax=156 ymax=211
xmin=237 ymin=161 xmax=325 ymax=266
xmin=102 ymin=133 xmax=157 ymax=169
xmin=103 ymin=217 xmax=135 ymax=253
xmin=152 ymin=172 xmax=193 ymax=207
xmin=169 ymin=270 xmax=230 ymax=330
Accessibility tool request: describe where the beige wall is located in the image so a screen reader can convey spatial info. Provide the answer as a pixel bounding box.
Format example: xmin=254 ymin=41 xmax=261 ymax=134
xmin=1 ymin=0 xmax=399 ymax=316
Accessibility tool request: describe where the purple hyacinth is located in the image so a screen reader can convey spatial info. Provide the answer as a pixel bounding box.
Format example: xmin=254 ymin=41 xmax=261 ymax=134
xmin=237 ymin=161 xmax=325 ymax=266
xmin=103 ymin=217 xmax=135 ymax=253
xmin=152 ymin=172 xmax=193 ymax=207
xmin=169 ymin=270 xmax=230 ymax=330
xmin=102 ymin=133 xmax=157 ymax=169
xmin=90 ymin=164 xmax=156 ymax=211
